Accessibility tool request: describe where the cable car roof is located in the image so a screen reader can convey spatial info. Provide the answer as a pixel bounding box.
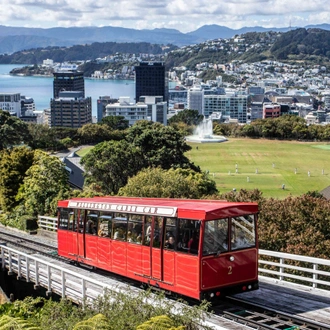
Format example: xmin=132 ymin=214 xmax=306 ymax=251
xmin=58 ymin=196 xmax=258 ymax=220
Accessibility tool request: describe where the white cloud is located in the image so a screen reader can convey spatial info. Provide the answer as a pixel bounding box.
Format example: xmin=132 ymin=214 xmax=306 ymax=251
xmin=0 ymin=0 xmax=329 ymax=32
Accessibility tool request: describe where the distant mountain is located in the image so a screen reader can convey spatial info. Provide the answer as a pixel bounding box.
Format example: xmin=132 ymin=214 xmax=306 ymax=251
xmin=1 ymin=23 xmax=330 ymax=54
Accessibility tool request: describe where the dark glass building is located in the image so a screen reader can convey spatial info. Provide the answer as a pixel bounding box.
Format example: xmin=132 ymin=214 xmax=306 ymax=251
xmin=53 ymin=71 xmax=85 ymax=98
xmin=135 ymin=62 xmax=167 ymax=102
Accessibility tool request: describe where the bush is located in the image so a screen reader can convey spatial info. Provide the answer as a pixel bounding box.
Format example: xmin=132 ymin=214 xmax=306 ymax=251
xmin=19 ymin=215 xmax=38 ymax=231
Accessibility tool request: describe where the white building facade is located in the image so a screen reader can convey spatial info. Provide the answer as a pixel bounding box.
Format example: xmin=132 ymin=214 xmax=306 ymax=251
xmin=204 ymin=94 xmax=248 ymax=123
xmin=105 ymin=97 xmax=148 ymax=126
xmin=187 ymin=85 xmax=204 ymax=115
xmin=0 ymin=93 xmax=21 ymax=117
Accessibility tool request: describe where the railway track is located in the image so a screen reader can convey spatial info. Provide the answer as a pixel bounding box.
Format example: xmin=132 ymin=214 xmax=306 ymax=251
xmin=211 ymin=296 xmax=330 ymax=330
xmin=0 ymin=230 xmax=58 ymax=257
xmin=1 ymin=230 xmax=330 ymax=330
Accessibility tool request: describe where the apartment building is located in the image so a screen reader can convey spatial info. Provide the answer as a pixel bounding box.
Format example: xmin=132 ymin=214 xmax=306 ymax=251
xmin=50 ymin=91 xmax=92 ymax=128
xmin=105 ymin=97 xmax=148 ymax=126
xmin=0 ymin=93 xmax=21 ymax=117
xmin=204 ymin=94 xmax=248 ymax=123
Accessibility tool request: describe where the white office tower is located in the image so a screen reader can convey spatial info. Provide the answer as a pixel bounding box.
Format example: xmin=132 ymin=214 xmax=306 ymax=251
xmin=187 ymin=85 xmax=204 ymax=115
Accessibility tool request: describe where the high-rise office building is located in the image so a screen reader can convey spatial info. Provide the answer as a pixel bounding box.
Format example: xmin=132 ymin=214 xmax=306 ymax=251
xmin=50 ymin=91 xmax=92 ymax=128
xmin=53 ymin=71 xmax=85 ymax=98
xmin=135 ymin=62 xmax=167 ymax=102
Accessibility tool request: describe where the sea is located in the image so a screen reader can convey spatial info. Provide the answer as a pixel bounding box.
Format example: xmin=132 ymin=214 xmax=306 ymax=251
xmin=0 ymin=64 xmax=136 ymax=117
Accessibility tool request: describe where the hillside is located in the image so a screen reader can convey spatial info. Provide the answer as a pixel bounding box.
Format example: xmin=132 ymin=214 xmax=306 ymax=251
xmin=0 ymin=42 xmax=175 ymax=65
xmin=165 ymin=28 xmax=330 ymax=70
xmin=1 ymin=23 xmax=330 ymax=54
xmin=2 ymin=28 xmax=330 ymax=70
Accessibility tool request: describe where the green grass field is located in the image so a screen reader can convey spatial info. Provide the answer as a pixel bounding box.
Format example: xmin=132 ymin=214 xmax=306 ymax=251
xmin=76 ymin=146 xmax=94 ymax=157
xmin=186 ymin=139 xmax=330 ymax=198
xmin=77 ymin=139 xmax=330 ymax=199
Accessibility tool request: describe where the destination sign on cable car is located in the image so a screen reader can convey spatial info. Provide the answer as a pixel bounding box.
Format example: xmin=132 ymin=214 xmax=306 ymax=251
xmin=68 ymin=201 xmax=177 ymax=217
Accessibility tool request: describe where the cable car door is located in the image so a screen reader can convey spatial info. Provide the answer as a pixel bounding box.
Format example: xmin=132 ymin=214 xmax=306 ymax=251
xmin=77 ymin=209 xmax=86 ymax=262
xmin=141 ymin=216 xmax=163 ymax=281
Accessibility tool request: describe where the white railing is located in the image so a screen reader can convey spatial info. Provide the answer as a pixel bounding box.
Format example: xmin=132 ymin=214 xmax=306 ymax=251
xmin=259 ymin=249 xmax=330 ymax=290
xmin=0 ymin=244 xmax=127 ymax=304
xmin=37 ymin=216 xmax=57 ymax=231
xmin=0 ymin=245 xmax=223 ymax=329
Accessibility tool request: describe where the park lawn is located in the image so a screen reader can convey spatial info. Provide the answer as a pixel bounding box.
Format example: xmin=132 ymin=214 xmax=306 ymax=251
xmin=76 ymin=139 xmax=330 ymax=199
xmin=76 ymin=146 xmax=94 ymax=157
xmin=186 ymin=138 xmax=330 ymax=198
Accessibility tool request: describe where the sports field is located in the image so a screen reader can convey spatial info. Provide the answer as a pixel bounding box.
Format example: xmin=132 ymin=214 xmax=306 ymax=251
xmin=186 ymin=139 xmax=330 ymax=198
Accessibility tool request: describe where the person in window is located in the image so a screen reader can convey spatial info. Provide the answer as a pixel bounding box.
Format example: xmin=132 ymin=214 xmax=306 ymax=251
xmin=113 ymin=227 xmax=124 ymax=240
xmin=188 ymin=232 xmax=199 ymax=254
xmin=165 ymin=236 xmax=175 ymax=249
xmin=136 ymin=234 xmax=142 ymax=244
xmin=153 ymin=234 xmax=161 ymax=248
xmin=98 ymin=224 xmax=108 ymax=237
xmin=87 ymin=220 xmax=97 ymax=235
xmin=127 ymin=231 xmax=134 ymax=242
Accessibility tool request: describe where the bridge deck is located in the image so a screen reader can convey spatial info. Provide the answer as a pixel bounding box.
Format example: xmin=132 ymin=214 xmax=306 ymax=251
xmin=235 ymin=277 xmax=330 ymax=326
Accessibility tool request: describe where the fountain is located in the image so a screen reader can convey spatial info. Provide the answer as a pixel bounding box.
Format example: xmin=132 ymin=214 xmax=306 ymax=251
xmin=185 ymin=118 xmax=227 ymax=143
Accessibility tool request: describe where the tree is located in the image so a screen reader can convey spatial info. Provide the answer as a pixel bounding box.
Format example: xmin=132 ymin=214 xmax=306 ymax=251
xmin=168 ymin=109 xmax=203 ymax=126
xmin=126 ymin=121 xmax=200 ymax=171
xmin=0 ymin=110 xmax=31 ymax=150
xmin=0 ymin=147 xmax=34 ymax=211
xmin=16 ymin=150 xmax=70 ymax=216
xmin=81 ymin=140 xmax=145 ymax=195
xmin=77 ymin=123 xmax=111 ymax=144
xmin=77 ymin=123 xmax=126 ymax=144
xmin=119 ymin=167 xmax=218 ymax=198
xmin=100 ymin=115 xmax=129 ymax=130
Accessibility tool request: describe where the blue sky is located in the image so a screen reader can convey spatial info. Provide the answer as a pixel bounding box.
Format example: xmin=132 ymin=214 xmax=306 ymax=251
xmin=0 ymin=0 xmax=329 ymax=33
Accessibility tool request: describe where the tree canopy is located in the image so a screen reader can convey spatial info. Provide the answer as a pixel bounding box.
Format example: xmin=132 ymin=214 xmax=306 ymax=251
xmin=168 ymin=109 xmax=204 ymax=126
xmin=16 ymin=150 xmax=70 ymax=216
xmin=100 ymin=115 xmax=129 ymax=130
xmin=0 ymin=147 xmax=34 ymax=211
xmin=119 ymin=167 xmax=218 ymax=198
xmin=126 ymin=121 xmax=199 ymax=171
xmin=0 ymin=110 xmax=31 ymax=150
xmin=81 ymin=140 xmax=145 ymax=195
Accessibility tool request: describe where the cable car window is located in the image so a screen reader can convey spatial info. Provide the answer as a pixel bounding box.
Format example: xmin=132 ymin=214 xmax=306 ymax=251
xmin=127 ymin=214 xmax=143 ymax=244
xmin=86 ymin=211 xmax=98 ymax=235
xmin=164 ymin=218 xmax=176 ymax=250
xmin=59 ymin=208 xmax=75 ymax=230
xmin=143 ymin=216 xmax=153 ymax=246
xmin=77 ymin=209 xmax=85 ymax=233
xmin=98 ymin=212 xmax=113 ymax=238
xmin=152 ymin=216 xmax=163 ymax=248
xmin=177 ymin=219 xmax=200 ymax=255
xmin=203 ymin=219 xmax=229 ymax=256
xmin=231 ymin=215 xmax=256 ymax=251
xmin=112 ymin=212 xmax=127 ymax=241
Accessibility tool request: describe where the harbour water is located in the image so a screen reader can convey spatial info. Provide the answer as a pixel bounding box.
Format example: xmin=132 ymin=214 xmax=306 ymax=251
xmin=0 ymin=64 xmax=135 ymax=117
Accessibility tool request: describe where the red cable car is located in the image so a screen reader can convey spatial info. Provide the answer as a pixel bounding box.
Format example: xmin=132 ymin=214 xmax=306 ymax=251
xmin=57 ymin=197 xmax=259 ymax=300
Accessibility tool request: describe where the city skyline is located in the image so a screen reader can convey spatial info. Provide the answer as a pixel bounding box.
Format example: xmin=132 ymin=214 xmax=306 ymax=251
xmin=0 ymin=0 xmax=329 ymax=33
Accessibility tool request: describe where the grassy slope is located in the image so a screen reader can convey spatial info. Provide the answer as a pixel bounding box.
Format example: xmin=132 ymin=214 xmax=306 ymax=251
xmin=186 ymin=139 xmax=330 ymax=198
xmin=77 ymin=139 xmax=330 ymax=199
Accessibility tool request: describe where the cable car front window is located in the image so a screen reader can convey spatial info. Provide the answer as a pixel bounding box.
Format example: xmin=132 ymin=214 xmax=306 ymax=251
xmin=231 ymin=215 xmax=256 ymax=250
xmin=203 ymin=219 xmax=229 ymax=256
xmin=59 ymin=208 xmax=74 ymax=230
